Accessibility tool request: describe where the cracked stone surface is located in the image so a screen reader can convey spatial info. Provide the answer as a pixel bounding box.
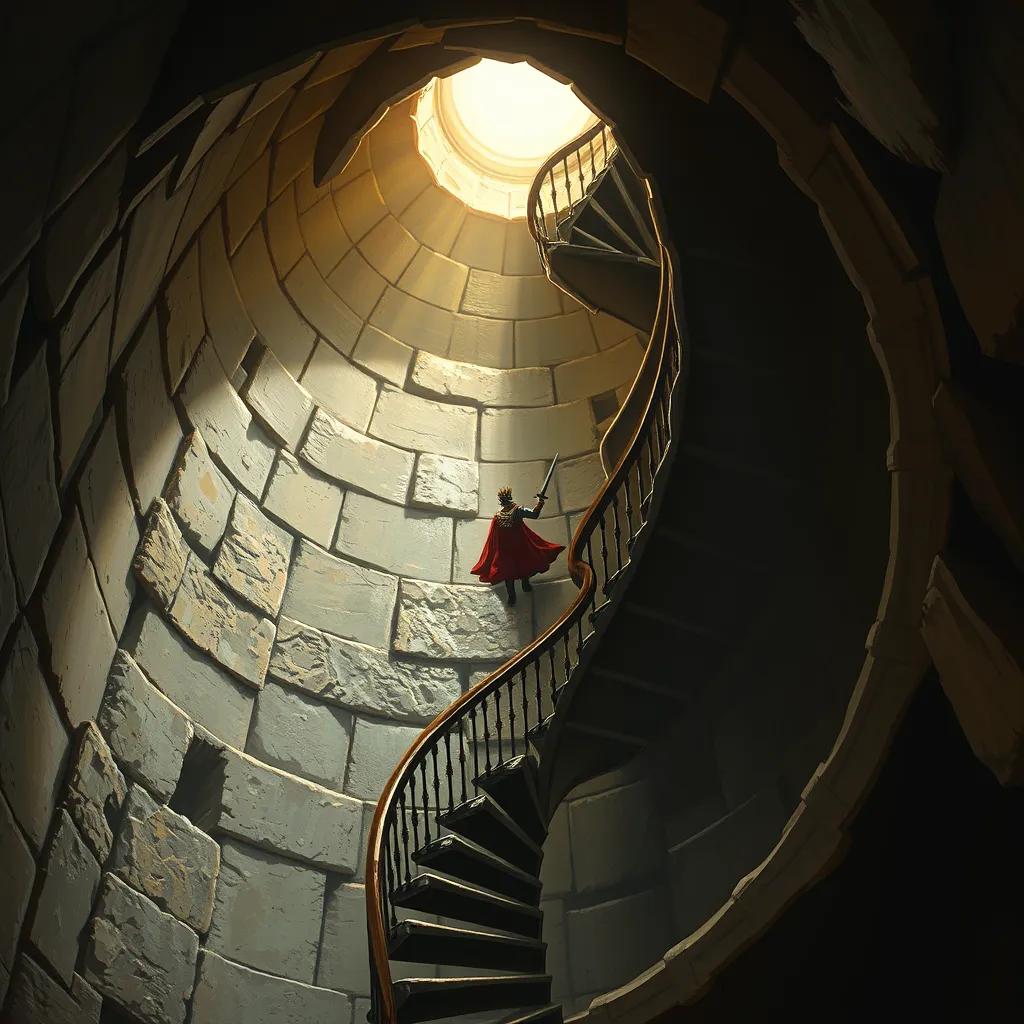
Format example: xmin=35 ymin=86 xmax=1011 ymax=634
xmin=83 ymin=872 xmax=199 ymax=1024
xmin=169 ymin=552 xmax=275 ymax=688
xmin=98 ymin=651 xmax=193 ymax=801
xmin=410 ymin=350 xmax=554 ymax=408
xmin=411 ymin=452 xmax=479 ymax=515
xmin=110 ymin=786 xmax=220 ymax=932
xmin=213 ymin=493 xmax=293 ymax=616
xmin=263 ymin=448 xmax=343 ymax=547
xmin=133 ymin=497 xmax=189 ymax=610
xmin=369 ymin=384 xmax=477 ymax=459
xmin=164 ymin=431 xmax=236 ymax=559
xmin=269 ymin=616 xmax=460 ymax=723
xmin=241 ymin=345 xmax=315 ymax=450
xmin=64 ymin=721 xmax=128 ymax=863
xmin=3 ymin=954 xmax=101 ymax=1024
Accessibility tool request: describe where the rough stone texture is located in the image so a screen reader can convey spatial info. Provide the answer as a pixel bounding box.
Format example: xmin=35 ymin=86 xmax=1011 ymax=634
xmin=241 ymin=345 xmax=315 ymax=450
xmin=411 ymin=453 xmax=479 ymax=516
xmin=0 ymin=792 xmax=35 ymax=980
xmin=461 ymin=269 xmax=562 ymax=320
xmin=450 ymin=313 xmax=515 ymax=368
xmin=370 ymin=285 xmax=454 ymax=356
xmin=98 ymin=651 xmax=193 ymax=801
xmin=163 ymin=242 xmax=205 ymax=391
xmin=344 ymin=717 xmax=427 ymax=802
xmin=248 ymin=683 xmax=352 ymax=790
xmin=370 ymin=384 xmax=477 ymax=459
xmin=300 ymin=339 xmax=378 ymax=430
xmin=284 ymin=254 xmax=364 ymax=357
xmin=207 ymin=839 xmax=325 ymax=982
xmin=358 ymin=215 xmax=419 ymax=285
xmin=198 ymin=212 xmax=256 ymax=377
xmin=556 ymin=452 xmax=606 ymax=513
xmin=164 ymin=431 xmax=236 ymax=558
xmin=269 ymin=617 xmax=461 ymax=723
xmin=514 ymin=311 xmax=598 ymax=367
xmin=122 ymin=310 xmax=184 ymax=513
xmin=192 ymin=950 xmax=350 ymax=1024
xmin=335 ymin=491 xmax=453 ymax=582
xmin=393 ymin=579 xmax=533 ymax=661
xmin=30 ymin=810 xmax=101 ymax=985
xmin=128 ymin=607 xmax=255 ymax=749
xmin=83 ymin=872 xmax=199 ymax=1024
xmin=170 ymin=553 xmax=275 ymax=689
xmin=134 ymin=497 xmax=188 ymax=610
xmin=77 ymin=413 xmax=140 ymax=634
xmin=111 ymin=785 xmax=220 ymax=932
xmin=213 ymin=493 xmax=293 ymax=616
xmin=42 ymin=511 xmax=117 ymax=727
xmin=263 ymin=449 xmax=343 ymax=546
xmin=217 ymin=749 xmax=362 ymax=872
xmin=299 ymin=195 xmax=352 ymax=277
xmin=64 ymin=722 xmax=128 ymax=864
xmin=280 ymin=541 xmax=398 ymax=649
xmin=0 ymin=621 xmax=69 ymax=851
xmin=317 ymin=882 xmax=371 ymax=994
xmin=352 ymin=322 xmax=414 ymax=386
xmin=300 ymin=406 xmax=415 ymax=505
xmin=481 ymin=402 xmax=598 ymax=461
xmin=411 ymin=351 xmax=555 ymax=408
xmin=478 ymin=460 xmax=563 ymax=513
xmin=0 ymin=347 xmax=60 ymax=601
xmin=3 ymin=954 xmax=101 ymax=1024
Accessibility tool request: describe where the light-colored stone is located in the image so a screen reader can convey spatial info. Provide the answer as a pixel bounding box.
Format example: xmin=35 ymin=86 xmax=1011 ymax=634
xmin=450 ymin=313 xmax=515 ymax=368
xmin=0 ymin=792 xmax=35 ymax=978
xmin=217 ymin=749 xmax=362 ymax=872
xmin=452 ymin=212 xmax=507 ymax=273
xmin=42 ymin=511 xmax=117 ymax=727
xmin=169 ymin=553 xmax=276 ymax=689
xmin=478 ymin=460 xmax=562 ymax=513
xmin=192 ymin=950 xmax=350 ymax=1024
xmin=0 ymin=622 xmax=69 ymax=851
xmin=163 ymin=243 xmax=205 ymax=391
xmin=398 ymin=184 xmax=466 ymax=254
xmin=64 ymin=722 xmax=128 ymax=863
xmin=269 ymin=617 xmax=461 ymax=723
xmin=0 ymin=503 xmax=14 ymax=650
xmin=352 ymin=323 xmax=414 ymax=386
xmin=326 ymin=246 xmax=387 ymax=320
xmin=226 ymin=152 xmax=270 ymax=254
xmin=317 ymin=882 xmax=371 ymax=994
xmin=540 ymin=803 xmax=573 ymax=897
xmin=480 ymin=402 xmax=597 ymax=461
xmin=411 ymin=350 xmax=554 ymax=408
xmin=554 ymin=337 xmax=644 ymax=402
xmin=358 ymin=214 xmax=419 ymax=282
xmin=207 ymin=840 xmax=325 ymax=982
xmin=533 ymin=578 xmax=577 ymax=634
xmin=398 ymin=246 xmax=469 ymax=311
xmin=411 ymin=452 xmax=479 ymax=515
xmin=30 ymin=810 xmax=101 ymax=985
xmin=369 ymin=384 xmax=477 ymax=458
xmin=266 ymin=183 xmax=306 ymax=275
xmin=344 ymin=716 xmax=423 ymax=803
xmin=263 ymin=449 xmax=344 ymax=547
xmin=98 ymin=651 xmax=193 ymax=801
xmin=453 ymin=516 xmax=568 ymax=585
xmin=299 ymin=194 xmax=352 ymax=277
xmin=300 ymin=339 xmax=378 ymax=431
xmin=128 ymin=608 xmax=255 ymax=749
xmin=393 ymin=578 xmax=533 ymax=661
xmin=461 ymin=270 xmax=561 ymax=320
xmin=213 ymin=493 xmax=293 ymax=616
xmin=134 ymin=497 xmax=188 ymax=610
xmin=503 ymin=221 xmax=543 ymax=275
xmin=514 ymin=311 xmax=598 ymax=367
xmin=299 ymin=406 xmax=414 ymax=505
xmin=334 ymin=491 xmax=453 ymax=582
xmin=241 ymin=346 xmax=315 ymax=450
xmin=83 ymin=872 xmax=199 ymax=1024
xmin=283 ymin=254 xmax=363 ymax=357
xmin=249 ymin=683 xmax=352 ymax=790
xmin=280 ymin=540 xmax=399 ymax=649
xmin=164 ymin=431 xmax=235 ymax=558
xmin=111 ymin=786 xmax=220 ymax=932
xmin=57 ymin=297 xmax=109 ymax=481
xmin=334 ymin=171 xmax=387 ymax=242
xmin=556 ymin=452 xmax=606 ymax=513
xmin=3 ymin=954 xmax=101 ymax=1024
xmin=198 ymin=213 xmax=255 ymax=377
xmin=370 ymin=285 xmax=454 ymax=356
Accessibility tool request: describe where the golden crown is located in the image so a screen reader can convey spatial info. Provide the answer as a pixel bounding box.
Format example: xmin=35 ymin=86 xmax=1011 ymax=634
xmin=497 ymin=486 xmax=513 ymax=502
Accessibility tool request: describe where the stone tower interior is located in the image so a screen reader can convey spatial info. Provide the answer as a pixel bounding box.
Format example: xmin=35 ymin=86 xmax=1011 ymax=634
xmin=0 ymin=3 xmax=1022 ymax=1023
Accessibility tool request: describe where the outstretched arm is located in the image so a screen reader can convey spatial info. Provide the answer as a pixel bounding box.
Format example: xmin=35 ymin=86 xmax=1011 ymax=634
xmin=518 ymin=497 xmax=546 ymax=520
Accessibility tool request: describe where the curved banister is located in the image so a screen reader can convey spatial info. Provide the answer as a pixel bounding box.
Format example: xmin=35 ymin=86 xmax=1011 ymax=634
xmin=365 ymin=125 xmax=682 ymax=1024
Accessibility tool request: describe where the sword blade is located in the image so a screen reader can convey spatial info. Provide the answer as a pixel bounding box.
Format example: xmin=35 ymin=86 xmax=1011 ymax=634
xmin=538 ymin=452 xmax=559 ymax=498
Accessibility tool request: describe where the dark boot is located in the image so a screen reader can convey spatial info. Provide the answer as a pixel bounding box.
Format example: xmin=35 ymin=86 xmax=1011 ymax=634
xmin=504 ymin=580 xmax=516 ymax=606
xmin=521 ymin=576 xmax=533 ymax=592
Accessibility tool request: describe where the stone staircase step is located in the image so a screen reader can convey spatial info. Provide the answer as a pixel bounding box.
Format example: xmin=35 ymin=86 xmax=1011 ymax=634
xmin=389 ymin=919 xmax=546 ymax=972
xmin=393 ymin=975 xmax=552 ymax=1024
xmin=413 ymin=835 xmax=542 ymax=906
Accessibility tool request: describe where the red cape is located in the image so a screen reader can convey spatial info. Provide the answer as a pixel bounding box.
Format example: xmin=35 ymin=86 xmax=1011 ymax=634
xmin=471 ymin=513 xmax=566 ymax=584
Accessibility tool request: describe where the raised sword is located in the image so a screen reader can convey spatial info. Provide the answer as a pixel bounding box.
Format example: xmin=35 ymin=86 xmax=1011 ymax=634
xmin=537 ymin=452 xmax=559 ymax=500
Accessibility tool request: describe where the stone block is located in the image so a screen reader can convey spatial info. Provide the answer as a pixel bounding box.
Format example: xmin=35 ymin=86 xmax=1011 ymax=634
xmin=57 ymin=241 xmax=120 ymax=372
xmin=164 ymin=431 xmax=235 ymax=559
xmin=478 ymin=460 xmax=563 ymax=513
xmin=269 ymin=617 xmax=461 ymax=723
xmin=243 ymin=57 xmax=317 ymax=124
xmin=450 ymin=314 xmax=515 ymax=368
xmin=241 ymin=345 xmax=315 ymax=450
xmin=532 ymin=579 xmax=577 ymax=634
xmin=216 ymin=750 xmax=362 ymax=872
xmin=248 ymin=682 xmax=352 ymax=790
xmin=264 ymin=450 xmax=344 ymax=547
xmin=373 ymin=147 xmax=435 ymax=219
xmin=300 ymin=339 xmax=378 ymax=431
xmin=213 ymin=493 xmax=293 ymax=616
xmin=461 ymin=270 xmax=561 ymax=320
xmin=398 ymin=246 xmax=469 ymax=312
xmin=370 ymin=285 xmax=454 ymax=356
xmin=284 ymin=255 xmax=364 ymax=357
xmin=226 ymin=152 xmax=270 ymax=254
xmin=590 ymin=312 xmax=637 ymax=351
xmin=335 ymin=491 xmax=454 ymax=582
xmin=556 ymin=452 xmax=606 ymax=513
xmin=334 ymin=171 xmax=388 ymax=243
xmin=42 ymin=511 xmax=117 ymax=727
xmin=98 ymin=650 xmax=193 ymax=801
xmin=480 ymin=402 xmax=597 ymax=461
xmin=0 ymin=266 xmax=28 ymax=406
xmin=198 ymin=213 xmax=255 ymax=377
xmin=541 ymin=898 xmax=570 ymax=1002
xmin=169 ymin=553 xmax=276 ymax=689
xmin=452 ymin=212 xmax=507 ymax=273
xmin=539 ymin=803 xmax=572 ymax=897
xmin=514 ymin=311 xmax=599 ymax=367
xmin=369 ymin=384 xmax=477 ymax=459
xmin=128 ymin=608 xmax=255 ymax=749
xmin=3 ymin=954 xmax=101 ymax=1024
xmin=326 ymin=246 xmax=388 ymax=320
xmin=162 ymin=242 xmax=205 ymax=391
xmin=58 ymin=301 xmax=109 ymax=481
xmin=192 ymin=950 xmax=350 ymax=1024
xmin=343 ymin=718 xmax=424 ymax=802
xmin=111 ymin=785 xmax=220 ymax=932
xmin=0 ymin=621 xmax=69 ymax=851
xmin=358 ymin=214 xmax=419 ymax=283
xmin=0 ymin=347 xmax=60 ymax=601
xmin=30 ymin=810 xmax=101 ymax=985
xmin=299 ymin=406 xmax=414 ymax=505
xmin=411 ymin=453 xmax=479 ymax=516
xmin=317 ymin=881 xmax=371 ymax=994
xmin=411 ymin=351 xmax=554 ymax=408
xmin=393 ymin=579 xmax=533 ymax=661
xmin=280 ymin=540 xmax=398 ymax=649
xmin=398 ymin=185 xmax=466 ymax=254
xmin=64 ymin=722 xmax=128 ymax=864
xmin=179 ymin=340 xmax=276 ymax=498
xmin=266 ymin=184 xmax=306 ymax=276
xmin=134 ymin=497 xmax=189 ymax=611
xmin=503 ymin=221 xmax=543 ymax=276
xmin=352 ymin=323 xmax=415 ymax=386
xmin=454 ymin=516 xmax=568 ymax=585
xmin=83 ymin=872 xmax=199 ymax=1024
xmin=554 ymin=338 xmax=644 ymax=402
xmin=0 ymin=792 xmax=35 ymax=978
xmin=299 ymin=194 xmax=352 ymax=277
xmin=207 ymin=839 xmax=325 ymax=981
xmin=122 ymin=310 xmax=184 ymax=513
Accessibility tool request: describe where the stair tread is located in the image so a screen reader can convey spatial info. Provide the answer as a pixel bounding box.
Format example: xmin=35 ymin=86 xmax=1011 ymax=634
xmin=394 ymin=874 xmax=541 ymax=917
xmin=413 ymin=835 xmax=542 ymax=903
xmin=473 ymin=756 xmax=546 ymax=843
xmin=392 ymin=919 xmax=546 ymax=950
xmin=500 ymin=1005 xmax=563 ymax=1024
xmin=439 ymin=795 xmax=542 ymax=872
xmin=394 ymin=975 xmax=552 ymax=1024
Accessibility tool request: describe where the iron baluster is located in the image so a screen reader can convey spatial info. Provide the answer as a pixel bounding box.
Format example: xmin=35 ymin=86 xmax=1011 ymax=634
xmin=612 ymin=494 xmax=623 ymax=574
xmin=549 ymin=170 xmax=558 ymax=238
xmin=420 ymin=760 xmax=430 ymax=844
xmin=431 ymin=747 xmax=441 ymax=827
xmin=471 ymin=706 xmax=481 ymax=779
xmin=406 ymin=780 xmax=418 ymax=864
xmin=384 ymin=832 xmax=397 ymax=927
xmin=495 ymin=686 xmax=504 ymax=764
xmin=535 ymin=660 xmax=543 ymax=722
xmin=563 ymin=632 xmax=571 ymax=684
xmin=443 ymin=731 xmax=454 ymax=813
xmin=521 ymin=668 xmax=530 ymax=743
xmin=457 ymin=719 xmax=467 ymax=803
xmin=589 ymin=136 xmax=596 ymax=178
xmin=507 ymin=677 xmax=516 ymax=758
xmin=548 ymin=647 xmax=558 ymax=704
xmin=577 ymin=148 xmax=585 ymax=199
xmin=563 ymin=157 xmax=571 ymax=210
xmin=577 ymin=609 xmax=585 ymax=657
xmin=601 ymin=126 xmax=608 ymax=167
xmin=482 ymin=694 xmax=492 ymax=773
xmin=598 ymin=513 xmax=609 ymax=592
xmin=624 ymin=469 xmax=636 ymax=546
